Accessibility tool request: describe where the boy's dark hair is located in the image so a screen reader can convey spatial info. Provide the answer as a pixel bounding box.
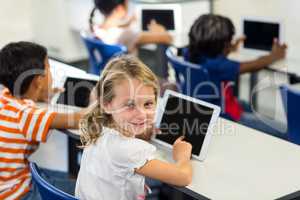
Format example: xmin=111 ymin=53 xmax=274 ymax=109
xmin=188 ymin=14 xmax=235 ymax=62
xmin=89 ymin=0 xmax=126 ymax=32
xmin=0 ymin=41 xmax=47 ymax=96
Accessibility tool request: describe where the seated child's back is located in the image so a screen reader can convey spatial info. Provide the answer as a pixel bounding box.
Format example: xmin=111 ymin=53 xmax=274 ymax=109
xmin=0 ymin=41 xmax=84 ymax=199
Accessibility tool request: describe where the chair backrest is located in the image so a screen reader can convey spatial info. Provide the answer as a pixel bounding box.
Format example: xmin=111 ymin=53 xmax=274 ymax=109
xmin=81 ymin=31 xmax=127 ymax=75
xmin=166 ymin=47 xmax=217 ymax=103
xmin=280 ymin=85 xmax=300 ymax=145
xmin=29 ymin=162 xmax=78 ymax=200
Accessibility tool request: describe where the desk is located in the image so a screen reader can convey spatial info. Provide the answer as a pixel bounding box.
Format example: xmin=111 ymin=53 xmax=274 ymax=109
xmin=64 ymin=118 xmax=300 ymax=200
xmin=229 ymin=52 xmax=300 ymax=80
xmin=229 ymin=52 xmax=300 ymax=110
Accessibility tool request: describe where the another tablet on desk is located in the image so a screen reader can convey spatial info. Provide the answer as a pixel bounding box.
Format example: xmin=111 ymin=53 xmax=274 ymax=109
xmin=153 ymin=90 xmax=220 ymax=161
xmin=53 ymin=76 xmax=98 ymax=107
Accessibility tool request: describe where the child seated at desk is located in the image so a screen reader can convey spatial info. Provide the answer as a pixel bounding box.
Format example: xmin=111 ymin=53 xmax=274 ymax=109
xmin=89 ymin=0 xmax=172 ymax=54
xmin=0 ymin=41 xmax=87 ymax=199
xmin=75 ymin=55 xmax=193 ymax=200
xmin=184 ymin=14 xmax=287 ymax=137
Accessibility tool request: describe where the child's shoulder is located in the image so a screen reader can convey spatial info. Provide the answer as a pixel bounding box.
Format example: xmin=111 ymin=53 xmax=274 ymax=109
xmin=103 ymin=127 xmax=154 ymax=149
xmin=0 ymin=88 xmax=36 ymax=110
xmin=102 ymin=127 xmax=156 ymax=166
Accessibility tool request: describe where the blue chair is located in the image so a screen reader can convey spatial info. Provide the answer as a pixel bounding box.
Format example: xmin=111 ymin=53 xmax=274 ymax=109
xmin=280 ymin=85 xmax=300 ymax=145
xmin=165 ymin=47 xmax=219 ymax=104
xmin=29 ymin=162 xmax=78 ymax=200
xmin=81 ymin=31 xmax=127 ymax=75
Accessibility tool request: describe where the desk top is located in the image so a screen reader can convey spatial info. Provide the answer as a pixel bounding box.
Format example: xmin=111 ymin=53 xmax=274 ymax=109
xmin=229 ymin=51 xmax=300 ymax=76
xmin=179 ymin=118 xmax=300 ymax=199
xmin=66 ymin=117 xmax=300 ymax=200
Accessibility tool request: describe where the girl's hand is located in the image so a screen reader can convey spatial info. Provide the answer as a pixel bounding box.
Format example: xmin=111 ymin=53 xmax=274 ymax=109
xmin=147 ymin=20 xmax=167 ymax=34
xmin=172 ymin=136 xmax=192 ymax=162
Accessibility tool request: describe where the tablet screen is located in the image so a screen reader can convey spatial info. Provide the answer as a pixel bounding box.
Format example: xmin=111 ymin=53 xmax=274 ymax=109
xmin=142 ymin=9 xmax=175 ymax=31
xmin=156 ymin=94 xmax=214 ymax=155
xmin=243 ymin=20 xmax=280 ymax=51
xmin=57 ymin=77 xmax=98 ymax=107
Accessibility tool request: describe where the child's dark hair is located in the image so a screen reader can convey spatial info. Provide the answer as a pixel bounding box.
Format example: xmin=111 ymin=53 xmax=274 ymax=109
xmin=188 ymin=14 xmax=235 ymax=63
xmin=89 ymin=0 xmax=126 ymax=32
xmin=0 ymin=41 xmax=47 ymax=96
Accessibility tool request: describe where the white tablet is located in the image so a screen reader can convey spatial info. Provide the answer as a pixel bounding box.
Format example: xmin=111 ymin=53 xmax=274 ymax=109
xmin=51 ymin=74 xmax=99 ymax=107
xmin=153 ymin=90 xmax=221 ymax=161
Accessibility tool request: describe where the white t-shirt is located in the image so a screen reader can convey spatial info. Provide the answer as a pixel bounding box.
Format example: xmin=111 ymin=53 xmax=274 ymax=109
xmin=93 ymin=25 xmax=139 ymax=53
xmin=75 ymin=127 xmax=156 ymax=200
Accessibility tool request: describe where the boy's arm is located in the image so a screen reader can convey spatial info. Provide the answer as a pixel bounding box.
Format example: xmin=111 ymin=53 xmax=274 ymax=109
xmin=239 ymin=39 xmax=287 ymax=74
xmin=50 ymin=103 xmax=96 ymax=130
xmin=50 ymin=112 xmax=82 ymax=130
xmin=239 ymin=54 xmax=277 ymax=73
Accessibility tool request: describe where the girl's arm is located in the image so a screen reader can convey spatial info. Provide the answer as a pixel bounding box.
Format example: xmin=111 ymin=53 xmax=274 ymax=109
xmin=135 ymin=137 xmax=193 ymax=186
xmin=136 ymin=20 xmax=173 ymax=45
xmin=136 ymin=32 xmax=172 ymax=45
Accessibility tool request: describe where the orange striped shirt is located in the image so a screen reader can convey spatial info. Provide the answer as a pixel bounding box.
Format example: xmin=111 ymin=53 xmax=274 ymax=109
xmin=0 ymin=89 xmax=56 ymax=200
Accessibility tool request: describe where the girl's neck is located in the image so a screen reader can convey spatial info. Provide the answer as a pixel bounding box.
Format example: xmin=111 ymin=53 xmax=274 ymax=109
xmin=101 ymin=14 xmax=122 ymax=29
xmin=109 ymin=123 xmax=134 ymax=138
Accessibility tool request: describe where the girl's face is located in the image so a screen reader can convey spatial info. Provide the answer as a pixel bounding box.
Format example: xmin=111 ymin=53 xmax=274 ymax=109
xmin=104 ymin=78 xmax=156 ymax=137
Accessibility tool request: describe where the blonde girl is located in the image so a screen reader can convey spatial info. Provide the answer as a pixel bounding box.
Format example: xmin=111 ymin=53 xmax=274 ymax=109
xmin=75 ymin=55 xmax=192 ymax=200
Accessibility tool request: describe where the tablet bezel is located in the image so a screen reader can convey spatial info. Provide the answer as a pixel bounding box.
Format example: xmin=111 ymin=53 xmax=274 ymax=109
xmin=50 ymin=74 xmax=99 ymax=106
xmin=153 ymin=90 xmax=220 ymax=161
xmin=241 ymin=16 xmax=284 ymax=52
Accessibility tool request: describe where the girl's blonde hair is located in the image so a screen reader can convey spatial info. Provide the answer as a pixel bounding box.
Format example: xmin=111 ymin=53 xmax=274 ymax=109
xmin=79 ymin=55 xmax=159 ymax=147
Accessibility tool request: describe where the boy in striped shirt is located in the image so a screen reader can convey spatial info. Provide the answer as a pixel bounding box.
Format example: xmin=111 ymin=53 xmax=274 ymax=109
xmin=0 ymin=42 xmax=84 ymax=199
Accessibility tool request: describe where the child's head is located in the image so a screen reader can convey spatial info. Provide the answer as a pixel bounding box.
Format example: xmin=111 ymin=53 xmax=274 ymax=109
xmin=188 ymin=14 xmax=235 ymax=62
xmin=95 ymin=0 xmax=128 ymax=17
xmin=80 ymin=55 xmax=159 ymax=146
xmin=0 ymin=41 xmax=52 ymax=98
xmin=90 ymin=0 xmax=129 ymax=31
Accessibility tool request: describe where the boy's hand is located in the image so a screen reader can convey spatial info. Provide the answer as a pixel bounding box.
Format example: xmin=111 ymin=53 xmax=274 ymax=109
xmin=40 ymin=87 xmax=65 ymax=103
xmin=172 ymin=136 xmax=192 ymax=162
xmin=270 ymin=38 xmax=287 ymax=61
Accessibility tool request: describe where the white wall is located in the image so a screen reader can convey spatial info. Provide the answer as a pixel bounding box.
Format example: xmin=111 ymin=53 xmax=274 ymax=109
xmin=214 ymin=0 xmax=300 ymax=60
xmin=0 ymin=0 xmax=34 ymax=48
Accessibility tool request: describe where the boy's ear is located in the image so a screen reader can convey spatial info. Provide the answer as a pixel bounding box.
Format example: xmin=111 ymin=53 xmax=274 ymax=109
xmin=31 ymin=75 xmax=43 ymax=89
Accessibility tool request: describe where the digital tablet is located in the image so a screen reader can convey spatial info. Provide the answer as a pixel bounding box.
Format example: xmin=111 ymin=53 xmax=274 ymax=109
xmin=154 ymin=90 xmax=220 ymax=161
xmin=51 ymin=75 xmax=99 ymax=108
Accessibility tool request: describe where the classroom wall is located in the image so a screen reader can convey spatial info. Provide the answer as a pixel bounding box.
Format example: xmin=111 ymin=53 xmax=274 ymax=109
xmin=213 ymin=0 xmax=300 ymax=60
xmin=0 ymin=0 xmax=34 ymax=48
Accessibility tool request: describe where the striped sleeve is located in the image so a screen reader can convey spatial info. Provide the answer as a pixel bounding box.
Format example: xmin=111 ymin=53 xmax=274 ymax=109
xmin=18 ymin=107 xmax=57 ymax=143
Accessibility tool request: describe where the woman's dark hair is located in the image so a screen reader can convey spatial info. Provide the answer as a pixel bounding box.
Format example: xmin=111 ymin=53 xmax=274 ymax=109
xmin=0 ymin=41 xmax=47 ymax=96
xmin=89 ymin=0 xmax=126 ymax=32
xmin=188 ymin=14 xmax=235 ymax=63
